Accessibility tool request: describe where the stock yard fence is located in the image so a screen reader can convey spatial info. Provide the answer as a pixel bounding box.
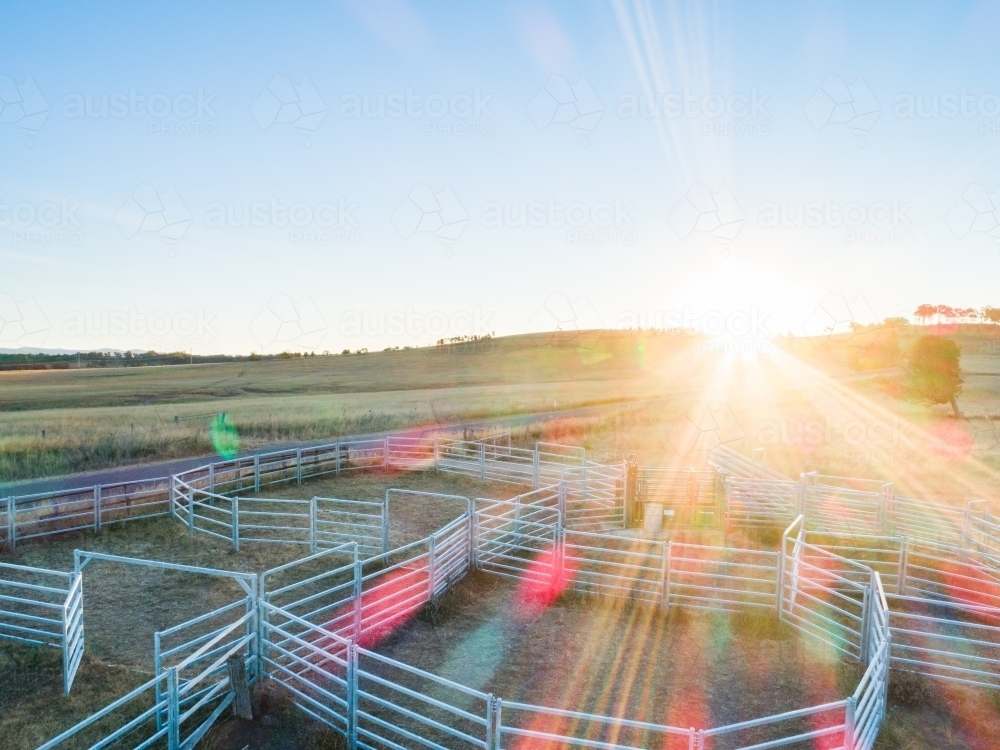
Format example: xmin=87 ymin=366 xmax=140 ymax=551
xmin=0 ymin=561 xmax=83 ymax=694
xmin=29 ymin=491 xmax=925 ymax=750
xmin=3 ymin=429 xmax=628 ymax=551
xmin=19 ymin=438 xmax=1000 ymax=750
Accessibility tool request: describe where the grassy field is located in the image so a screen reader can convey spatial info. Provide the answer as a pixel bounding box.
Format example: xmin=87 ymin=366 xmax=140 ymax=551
xmin=0 ymin=331 xmax=710 ymax=482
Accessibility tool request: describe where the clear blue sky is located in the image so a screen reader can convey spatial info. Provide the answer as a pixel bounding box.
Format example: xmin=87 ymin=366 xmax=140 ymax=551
xmin=2 ymin=0 xmax=1000 ymax=354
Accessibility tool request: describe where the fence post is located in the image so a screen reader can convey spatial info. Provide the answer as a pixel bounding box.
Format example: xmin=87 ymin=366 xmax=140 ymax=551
xmin=557 ymin=480 xmax=567 ymax=532
xmin=253 ymin=455 xmax=260 ymax=493
xmin=7 ymin=496 xmax=14 ymax=551
xmin=484 ymin=693 xmax=495 ymax=750
xmin=384 ymin=437 xmax=389 ymax=472
xmin=381 ymin=496 xmax=390 ymax=554
xmin=897 ymin=536 xmax=908 ymax=595
xmin=532 ymin=446 xmax=540 ymax=490
xmin=208 ymin=463 xmax=215 ymax=494
xmin=492 ymin=697 xmax=503 ymax=750
xmin=310 ymin=497 xmax=318 ymax=554
xmin=428 ymin=534 xmax=437 ymax=601
xmin=859 ymin=585 xmax=872 ymax=663
xmin=433 ymin=438 xmax=440 ymax=472
xmin=167 ymin=667 xmax=180 ymax=750
xmin=353 ymin=559 xmax=363 ymax=641
xmin=94 ymin=485 xmax=102 ymax=533
xmin=296 ymin=448 xmax=303 ymax=486
xmin=796 ymin=475 xmax=806 ymax=520
xmin=336 ymin=442 xmax=342 ymax=476
xmin=232 ymin=496 xmax=240 ymax=551
xmin=843 ymin=696 xmax=856 ymax=750
xmin=467 ymin=511 xmax=475 ymax=571
xmin=348 ymin=642 xmax=359 ymax=749
xmin=777 ymin=531 xmax=786 ymax=620
xmin=154 ymin=633 xmax=163 ymax=730
xmin=660 ymin=540 xmax=671 ymax=611
xmin=479 ymin=441 xmax=486 ymax=480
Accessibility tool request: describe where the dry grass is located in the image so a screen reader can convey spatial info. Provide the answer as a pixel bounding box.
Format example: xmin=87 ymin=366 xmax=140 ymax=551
xmin=0 ymin=331 xmax=706 ymax=481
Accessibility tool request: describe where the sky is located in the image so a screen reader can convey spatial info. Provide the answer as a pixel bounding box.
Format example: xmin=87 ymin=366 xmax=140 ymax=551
xmin=2 ymin=0 xmax=1000 ymax=355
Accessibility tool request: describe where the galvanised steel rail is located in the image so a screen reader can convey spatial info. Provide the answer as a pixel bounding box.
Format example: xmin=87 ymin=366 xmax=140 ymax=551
xmin=0 ymin=561 xmax=84 ymax=694
xmin=26 ymin=442 xmax=1000 ymax=750
xmin=0 ymin=430 xmax=510 ymax=551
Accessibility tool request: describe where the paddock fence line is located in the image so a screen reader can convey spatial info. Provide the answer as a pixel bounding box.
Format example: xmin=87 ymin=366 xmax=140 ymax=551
xmin=0 ymin=561 xmax=84 ymax=694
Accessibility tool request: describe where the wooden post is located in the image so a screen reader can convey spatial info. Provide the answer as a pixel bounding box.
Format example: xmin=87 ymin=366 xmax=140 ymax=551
xmin=296 ymin=448 xmax=303 ymax=486
xmin=253 ymin=455 xmax=260 ymax=493
xmin=226 ymin=653 xmax=253 ymax=720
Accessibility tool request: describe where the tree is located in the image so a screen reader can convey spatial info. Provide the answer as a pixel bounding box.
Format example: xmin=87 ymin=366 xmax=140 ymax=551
xmin=902 ymin=335 xmax=963 ymax=415
xmin=914 ymin=304 xmax=936 ymax=323
xmin=984 ymin=307 xmax=1000 ymax=324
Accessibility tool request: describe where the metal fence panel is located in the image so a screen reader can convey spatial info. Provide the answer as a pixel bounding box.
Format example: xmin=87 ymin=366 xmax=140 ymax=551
xmin=314 ymin=497 xmax=386 ymax=557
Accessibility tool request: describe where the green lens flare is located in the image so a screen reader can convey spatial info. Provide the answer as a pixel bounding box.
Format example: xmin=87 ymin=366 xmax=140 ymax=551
xmin=211 ymin=413 xmax=240 ymax=459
